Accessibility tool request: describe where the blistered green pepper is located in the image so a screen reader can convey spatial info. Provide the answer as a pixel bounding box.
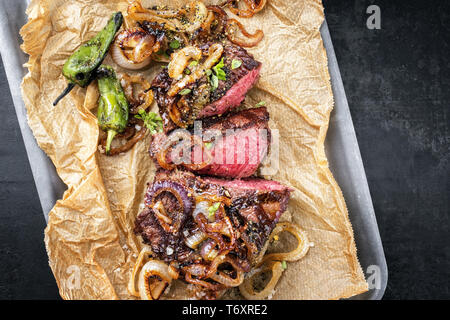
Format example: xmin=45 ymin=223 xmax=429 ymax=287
xmin=96 ymin=65 xmax=129 ymax=154
xmin=53 ymin=12 xmax=123 ymax=106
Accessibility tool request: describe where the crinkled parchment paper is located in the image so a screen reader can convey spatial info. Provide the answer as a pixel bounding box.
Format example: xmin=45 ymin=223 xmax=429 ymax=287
xmin=20 ymin=0 xmax=368 ymax=299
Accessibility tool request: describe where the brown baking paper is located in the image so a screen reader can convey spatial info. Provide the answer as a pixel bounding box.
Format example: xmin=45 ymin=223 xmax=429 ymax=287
xmin=20 ymin=0 xmax=368 ymax=300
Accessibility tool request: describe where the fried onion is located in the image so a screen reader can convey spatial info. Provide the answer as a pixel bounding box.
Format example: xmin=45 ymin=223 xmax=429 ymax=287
xmin=239 ymin=222 xmax=312 ymax=299
xmin=226 ymin=18 xmax=264 ymax=47
xmin=127 ymin=1 xmax=207 ymax=34
xmin=128 ymin=245 xmax=153 ymax=297
xmin=119 ymin=73 xmax=153 ymax=113
xmin=138 ymin=259 xmax=173 ymax=300
xmin=168 ymin=46 xmax=202 ymax=79
xmin=168 ymin=43 xmax=224 ymax=96
xmin=209 ymin=256 xmax=244 ymax=287
xmin=227 ymin=0 xmax=267 ymax=18
xmin=156 ymin=131 xmax=214 ymax=170
xmin=261 ymin=222 xmax=311 ymax=263
xmin=239 ymin=260 xmax=284 ymax=300
xmin=112 ymin=27 xmax=157 ymax=70
xmin=99 ymin=124 xmax=147 ymax=156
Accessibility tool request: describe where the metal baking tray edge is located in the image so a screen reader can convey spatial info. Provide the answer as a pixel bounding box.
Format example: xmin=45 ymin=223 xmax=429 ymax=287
xmin=0 ymin=0 xmax=387 ymax=300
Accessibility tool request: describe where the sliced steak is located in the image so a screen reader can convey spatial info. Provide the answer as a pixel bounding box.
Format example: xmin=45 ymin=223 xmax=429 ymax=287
xmin=149 ymin=107 xmax=270 ymax=178
xmin=152 ymin=44 xmax=261 ymax=132
xmin=203 ymin=176 xmax=292 ymax=256
xmin=134 ymin=170 xmax=291 ymax=291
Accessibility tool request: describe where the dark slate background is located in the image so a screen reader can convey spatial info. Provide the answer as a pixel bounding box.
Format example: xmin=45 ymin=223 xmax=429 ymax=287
xmin=0 ymin=0 xmax=448 ymax=299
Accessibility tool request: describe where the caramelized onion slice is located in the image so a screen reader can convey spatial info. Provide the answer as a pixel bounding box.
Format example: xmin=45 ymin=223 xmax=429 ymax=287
xmin=183 ymin=134 xmax=214 ymax=170
xmin=138 ymin=260 xmax=173 ymax=300
xmin=100 ymin=126 xmax=147 ymax=156
xmin=120 ymin=73 xmax=153 ymax=113
xmin=112 ymin=27 xmax=156 ymax=70
xmin=128 ymin=1 xmax=183 ymax=31
xmin=200 ymin=239 xmax=219 ymax=261
xmin=168 ymin=46 xmax=202 ymax=79
xmin=156 ymin=131 xmax=213 ymax=169
xmin=185 ymin=230 xmax=208 ymax=249
xmin=226 ymin=18 xmax=263 ymax=47
xmin=200 ymin=10 xmax=216 ymax=34
xmin=262 ymin=222 xmax=311 ymax=263
xmin=185 ymin=273 xmax=224 ymax=291
xmin=228 ymin=0 xmax=267 ymax=18
xmin=156 ymin=130 xmax=192 ymax=169
xmin=146 ymin=179 xmax=193 ymax=233
xmin=128 ymin=245 xmax=153 ymax=297
xmin=127 ymin=1 xmax=207 ymax=34
xmin=168 ymin=262 xmax=180 ymax=280
xmin=239 ymin=260 xmax=284 ymax=300
xmin=209 ymin=256 xmax=244 ymax=287
xmin=168 ymin=43 xmax=224 ymax=96
xmin=182 ymin=1 xmax=209 ymax=33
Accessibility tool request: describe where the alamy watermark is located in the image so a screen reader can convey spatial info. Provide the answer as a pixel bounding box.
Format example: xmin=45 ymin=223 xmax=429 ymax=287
xmin=366 ymin=264 xmax=382 ymax=290
xmin=366 ymin=5 xmax=381 ymax=29
xmin=159 ymin=120 xmax=280 ymax=176
xmin=66 ymin=265 xmax=81 ymax=290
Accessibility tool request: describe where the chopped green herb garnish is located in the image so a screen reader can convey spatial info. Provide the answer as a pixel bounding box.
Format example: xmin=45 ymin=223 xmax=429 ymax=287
xmin=255 ymin=101 xmax=266 ymax=107
xmin=210 ymin=74 xmax=219 ymax=91
xmin=179 ymin=88 xmax=192 ymax=95
xmin=205 ymin=69 xmax=212 ymax=76
xmin=281 ymin=261 xmax=287 ymax=270
xmin=155 ymin=49 xmax=170 ymax=60
xmin=134 ymin=110 xmax=163 ymax=135
xmin=189 ymin=60 xmax=199 ymax=68
xmin=169 ymin=39 xmax=180 ymax=49
xmin=213 ymin=57 xmax=226 ymax=81
xmin=231 ymin=59 xmax=242 ymax=69
xmin=208 ymin=202 xmax=221 ymax=218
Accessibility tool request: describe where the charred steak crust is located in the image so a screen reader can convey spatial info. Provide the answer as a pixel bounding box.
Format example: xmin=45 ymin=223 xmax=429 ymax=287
xmin=151 ymin=44 xmax=262 ymax=132
xmin=149 ymin=107 xmax=271 ymax=178
xmin=134 ymin=170 xmax=291 ymax=266
xmin=203 ymin=177 xmax=292 ymax=255
xmin=199 ymin=106 xmax=269 ymax=132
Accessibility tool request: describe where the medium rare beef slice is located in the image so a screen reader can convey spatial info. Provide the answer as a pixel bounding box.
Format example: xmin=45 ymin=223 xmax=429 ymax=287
xmin=152 ymin=44 xmax=261 ymax=132
xmin=149 ymin=107 xmax=271 ymax=178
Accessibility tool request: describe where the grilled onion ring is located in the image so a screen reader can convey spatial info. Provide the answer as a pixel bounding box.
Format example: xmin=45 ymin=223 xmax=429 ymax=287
xmin=146 ymin=179 xmax=193 ymax=233
xmin=168 ymin=43 xmax=224 ymax=96
xmin=138 ymin=259 xmax=173 ymax=300
xmin=100 ymin=125 xmax=147 ymax=156
xmin=209 ymin=256 xmax=244 ymax=287
xmin=227 ymin=0 xmax=267 ymax=18
xmin=119 ymin=73 xmax=153 ymax=113
xmin=240 ymin=222 xmax=311 ymax=299
xmin=239 ymin=260 xmax=283 ymax=300
xmin=261 ymin=222 xmax=311 ymax=263
xmin=128 ymin=245 xmax=153 ymax=297
xmin=128 ymin=1 xmax=184 ymax=31
xmin=112 ymin=27 xmax=156 ymax=70
xmin=226 ymin=18 xmax=264 ymax=47
xmin=127 ymin=1 xmax=207 ymax=34
xmin=182 ymin=1 xmax=209 ymax=33
xmin=156 ymin=130 xmax=192 ymax=169
xmin=168 ymin=46 xmax=202 ymax=80
xmin=156 ymin=131 xmax=214 ymax=170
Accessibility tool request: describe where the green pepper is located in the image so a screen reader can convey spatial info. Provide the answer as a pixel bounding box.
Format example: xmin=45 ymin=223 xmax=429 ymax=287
xmin=53 ymin=12 xmax=123 ymax=106
xmin=96 ymin=65 xmax=129 ymax=155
